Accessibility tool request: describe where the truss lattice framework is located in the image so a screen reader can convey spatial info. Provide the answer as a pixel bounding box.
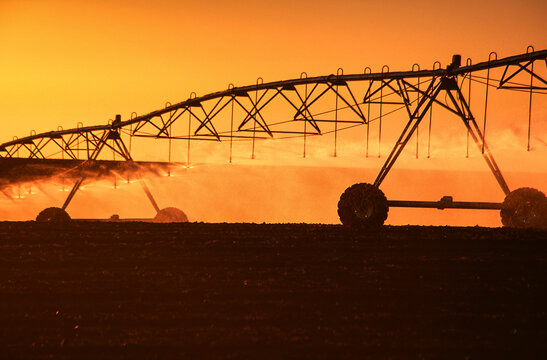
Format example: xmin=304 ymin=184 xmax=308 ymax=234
xmin=1 ymin=50 xmax=546 ymax=163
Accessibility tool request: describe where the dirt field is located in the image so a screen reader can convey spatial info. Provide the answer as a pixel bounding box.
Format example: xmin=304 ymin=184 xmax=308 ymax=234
xmin=1 ymin=222 xmax=546 ymax=359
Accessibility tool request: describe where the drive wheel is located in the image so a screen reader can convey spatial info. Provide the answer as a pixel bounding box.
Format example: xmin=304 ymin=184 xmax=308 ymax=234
xmin=500 ymin=187 xmax=547 ymax=229
xmin=36 ymin=207 xmax=71 ymax=223
xmin=338 ymin=183 xmax=388 ymax=229
xmin=154 ymin=207 xmax=189 ymax=223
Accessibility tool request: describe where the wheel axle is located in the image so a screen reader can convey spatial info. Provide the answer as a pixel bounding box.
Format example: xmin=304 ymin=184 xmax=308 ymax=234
xmin=388 ymin=197 xmax=503 ymax=210
xmin=339 ymin=183 xmax=547 ymax=229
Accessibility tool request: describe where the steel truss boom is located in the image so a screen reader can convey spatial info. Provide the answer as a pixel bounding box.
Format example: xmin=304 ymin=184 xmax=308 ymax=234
xmin=1 ymin=49 xmax=546 ymax=196
xmin=1 ymin=49 xmax=545 ymax=156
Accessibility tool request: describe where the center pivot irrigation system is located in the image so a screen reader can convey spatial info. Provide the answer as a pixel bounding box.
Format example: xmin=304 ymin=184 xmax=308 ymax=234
xmin=1 ymin=48 xmax=547 ymax=227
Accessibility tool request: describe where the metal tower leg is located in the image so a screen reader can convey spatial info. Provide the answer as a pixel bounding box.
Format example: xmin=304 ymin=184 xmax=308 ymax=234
xmin=59 ymin=129 xmax=163 ymax=214
xmin=139 ymin=181 xmax=160 ymax=213
xmin=373 ymin=78 xmax=443 ymax=187
xmin=112 ymin=134 xmax=162 ymax=213
xmin=62 ymin=177 xmax=85 ymax=211
xmin=373 ymin=75 xmax=510 ymax=197
xmin=59 ymin=131 xmax=109 ymax=211
xmin=444 ymin=83 xmax=511 ymax=195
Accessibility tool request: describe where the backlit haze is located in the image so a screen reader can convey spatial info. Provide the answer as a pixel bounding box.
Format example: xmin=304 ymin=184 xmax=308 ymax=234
xmin=1 ymin=0 xmax=546 ymax=225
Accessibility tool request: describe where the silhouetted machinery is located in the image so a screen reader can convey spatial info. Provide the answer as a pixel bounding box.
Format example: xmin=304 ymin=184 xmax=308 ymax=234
xmin=337 ymin=54 xmax=547 ymax=229
xmin=1 ymin=49 xmax=546 ymax=227
xmin=338 ymin=184 xmax=547 ymax=229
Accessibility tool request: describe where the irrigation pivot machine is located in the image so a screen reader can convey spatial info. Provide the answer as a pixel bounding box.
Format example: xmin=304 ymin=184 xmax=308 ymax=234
xmin=1 ymin=48 xmax=546 ymax=228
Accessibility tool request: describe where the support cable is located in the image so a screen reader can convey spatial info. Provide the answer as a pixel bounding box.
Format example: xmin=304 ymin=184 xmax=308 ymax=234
xmin=482 ymin=52 xmax=497 ymax=153
xmin=466 ymin=58 xmax=472 ymax=158
xmin=334 ymin=68 xmax=343 ymax=157
xmin=251 ymin=78 xmax=263 ymax=159
xmin=428 ymin=61 xmax=441 ymax=158
xmin=379 ymin=65 xmax=389 ymax=157
xmin=364 ymin=67 xmax=372 ymax=158
xmin=301 ymin=72 xmax=308 ymax=158
xmin=129 ymin=112 xmax=137 ymax=156
xmin=527 ymin=45 xmax=535 ymax=151
xmin=187 ymin=93 xmax=196 ymax=168
xmin=412 ymin=63 xmax=420 ymax=159
xmin=229 ymin=84 xmax=235 ymax=163
xmin=165 ymin=103 xmax=172 ymax=171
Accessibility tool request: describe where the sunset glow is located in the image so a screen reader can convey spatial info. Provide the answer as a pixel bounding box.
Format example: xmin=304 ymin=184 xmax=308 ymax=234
xmin=1 ymin=0 xmax=546 ymax=225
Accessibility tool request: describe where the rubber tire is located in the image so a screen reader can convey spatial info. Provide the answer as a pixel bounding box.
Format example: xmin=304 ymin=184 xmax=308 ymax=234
xmin=338 ymin=183 xmax=388 ymax=229
xmin=154 ymin=207 xmax=189 ymax=223
xmin=500 ymin=187 xmax=547 ymax=229
xmin=36 ymin=207 xmax=71 ymax=223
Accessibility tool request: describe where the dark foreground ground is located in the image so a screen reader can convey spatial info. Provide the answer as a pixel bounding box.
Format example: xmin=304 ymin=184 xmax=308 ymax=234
xmin=1 ymin=223 xmax=546 ymax=359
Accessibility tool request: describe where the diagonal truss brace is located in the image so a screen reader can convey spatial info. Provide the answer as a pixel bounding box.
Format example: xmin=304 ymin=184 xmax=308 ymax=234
xmin=373 ymin=76 xmax=510 ymax=196
xmin=499 ymin=60 xmax=547 ymax=90
xmin=61 ymin=130 xmax=161 ymax=213
xmin=61 ymin=130 xmax=110 ymax=210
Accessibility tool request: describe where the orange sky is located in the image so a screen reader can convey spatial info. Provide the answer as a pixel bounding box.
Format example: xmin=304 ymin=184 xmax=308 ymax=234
xmin=1 ymin=0 xmax=546 ymax=224
xmin=1 ymin=0 xmax=546 ymax=135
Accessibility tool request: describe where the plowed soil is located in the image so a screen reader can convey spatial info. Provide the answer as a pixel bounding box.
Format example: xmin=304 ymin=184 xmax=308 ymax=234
xmin=1 ymin=222 xmax=546 ymax=359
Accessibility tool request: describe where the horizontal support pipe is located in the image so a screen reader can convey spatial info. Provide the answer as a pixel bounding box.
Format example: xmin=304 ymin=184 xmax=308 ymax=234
xmin=388 ymin=197 xmax=503 ymax=210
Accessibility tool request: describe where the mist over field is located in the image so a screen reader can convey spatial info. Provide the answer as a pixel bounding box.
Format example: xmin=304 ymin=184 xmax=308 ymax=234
xmin=2 ymin=162 xmax=546 ymax=227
